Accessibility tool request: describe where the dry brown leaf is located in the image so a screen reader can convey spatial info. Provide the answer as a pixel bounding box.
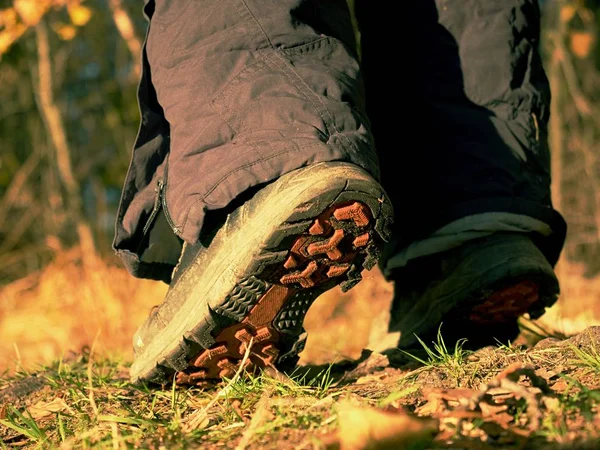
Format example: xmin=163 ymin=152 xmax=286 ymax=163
xmin=417 ymin=387 xmax=477 ymax=417
xmin=535 ymin=366 xmax=564 ymax=382
xmin=336 ymin=351 xmax=390 ymax=385
xmin=551 ymin=378 xmax=569 ymax=393
xmin=479 ymin=402 xmax=513 ymax=429
xmin=478 ymin=401 xmax=508 ymax=417
xmin=331 ymin=401 xmax=438 ymax=450
xmin=570 ymin=32 xmax=595 ymax=59
xmin=28 ymin=397 xmax=73 ymax=419
xmin=415 ymin=394 xmax=446 ymax=417
xmin=234 ymin=391 xmax=272 ymax=450
xmin=435 ymin=437 xmax=498 ymax=450
xmin=263 ymin=365 xmax=294 ymax=384
xmin=230 ymin=398 xmax=251 ymax=424
xmin=355 ymin=373 xmax=387 ymax=385
xmin=480 ymin=421 xmax=528 ymax=446
xmin=542 ymin=396 xmax=561 ymax=412
xmin=183 ymin=410 xmax=210 ymax=431
xmin=493 ymin=362 xmax=551 ymax=393
xmin=415 ymin=362 xmax=559 ymax=445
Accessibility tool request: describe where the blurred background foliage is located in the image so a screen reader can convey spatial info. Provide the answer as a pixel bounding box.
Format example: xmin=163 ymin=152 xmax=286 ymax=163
xmin=0 ymin=0 xmax=599 ymax=368
xmin=0 ymin=0 xmax=143 ymax=282
xmin=0 ymin=0 xmax=599 ymax=282
xmin=543 ymin=0 xmax=600 ymax=275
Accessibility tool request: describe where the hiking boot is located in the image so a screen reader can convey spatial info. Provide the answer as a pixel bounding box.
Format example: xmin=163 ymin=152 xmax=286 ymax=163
xmin=130 ymin=162 xmax=393 ymax=385
xmin=386 ymin=232 xmax=560 ymax=351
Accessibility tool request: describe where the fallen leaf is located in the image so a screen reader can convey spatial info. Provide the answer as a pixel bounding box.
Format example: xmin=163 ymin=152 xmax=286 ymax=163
xmin=479 ymin=421 xmax=525 ymax=445
xmin=337 ymin=351 xmax=390 ymax=385
xmin=230 ymin=398 xmax=250 ymax=424
xmin=309 ymin=393 xmax=337 ymax=411
xmin=479 ymin=402 xmax=513 ymax=429
xmin=183 ymin=410 xmax=210 ymax=432
xmin=415 ymin=393 xmax=445 ymax=417
xmin=535 ymin=366 xmax=564 ymax=382
xmin=417 ymin=387 xmax=476 ymax=416
xmin=355 ymin=373 xmax=386 ymax=385
xmin=330 ymin=401 xmax=438 ymax=450
xmin=234 ymin=391 xmax=272 ymax=450
xmin=542 ymin=396 xmax=561 ymax=412
xmin=28 ymin=398 xmax=72 ymax=419
xmin=551 ymin=378 xmax=569 ymax=393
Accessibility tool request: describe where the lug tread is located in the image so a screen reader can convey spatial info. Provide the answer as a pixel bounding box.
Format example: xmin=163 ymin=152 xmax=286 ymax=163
xmin=160 ymin=190 xmax=392 ymax=386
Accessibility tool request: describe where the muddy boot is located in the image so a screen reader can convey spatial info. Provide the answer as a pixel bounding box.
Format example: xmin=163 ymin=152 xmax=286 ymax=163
xmin=130 ymin=162 xmax=393 ymax=386
xmin=385 ymin=232 xmax=560 ymax=352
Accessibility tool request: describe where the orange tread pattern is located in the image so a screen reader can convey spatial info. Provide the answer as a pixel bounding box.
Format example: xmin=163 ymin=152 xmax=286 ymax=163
xmin=176 ymin=201 xmax=375 ymax=386
xmin=469 ymin=280 xmax=540 ymax=324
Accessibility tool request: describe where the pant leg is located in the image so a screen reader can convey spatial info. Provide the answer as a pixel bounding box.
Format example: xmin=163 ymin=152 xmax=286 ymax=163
xmin=112 ymin=0 xmax=180 ymax=282
xmin=355 ymin=0 xmax=567 ymax=274
xmin=113 ymin=0 xmax=378 ymax=282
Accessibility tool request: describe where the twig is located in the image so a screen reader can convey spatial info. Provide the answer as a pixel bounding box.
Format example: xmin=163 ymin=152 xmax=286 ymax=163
xmin=0 ymin=204 xmax=42 ymax=254
xmin=183 ymin=337 xmax=255 ymax=431
xmin=109 ymin=0 xmax=142 ymax=78
xmin=553 ymin=33 xmax=599 ymax=119
xmin=548 ymin=33 xmax=564 ymax=215
xmin=35 ymin=20 xmax=77 ymax=201
xmin=0 ymin=151 xmax=41 ymax=230
xmin=0 ymin=23 xmax=27 ymax=59
xmin=12 ymin=343 xmax=22 ymax=373
xmin=110 ymin=422 xmax=119 ymax=450
xmin=472 ymin=363 xmax=551 ymax=431
xmin=551 ymin=33 xmax=600 ymax=240
xmin=34 ymin=19 xmax=96 ymax=262
xmin=234 ymin=388 xmax=272 ymax=450
xmin=87 ymin=329 xmax=101 ymax=419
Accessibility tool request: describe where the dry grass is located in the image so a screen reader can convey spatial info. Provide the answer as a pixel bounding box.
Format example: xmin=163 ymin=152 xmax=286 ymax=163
xmin=2 ymin=249 xmax=600 ymax=449
xmin=536 ymin=260 xmax=600 ymax=335
xmin=1 ymin=247 xmax=599 ymax=375
xmin=0 ymin=248 xmax=167 ymax=373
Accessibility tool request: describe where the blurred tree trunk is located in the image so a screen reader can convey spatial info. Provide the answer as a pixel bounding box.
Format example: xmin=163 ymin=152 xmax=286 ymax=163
xmin=109 ymin=0 xmax=142 ymax=78
xmin=542 ymin=0 xmax=600 ymax=274
xmin=34 ymin=19 xmax=96 ymax=266
xmin=548 ymin=13 xmax=565 ymax=217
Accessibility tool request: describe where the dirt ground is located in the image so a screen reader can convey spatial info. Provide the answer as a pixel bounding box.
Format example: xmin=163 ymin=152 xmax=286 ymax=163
xmin=1 ymin=256 xmax=600 ymax=449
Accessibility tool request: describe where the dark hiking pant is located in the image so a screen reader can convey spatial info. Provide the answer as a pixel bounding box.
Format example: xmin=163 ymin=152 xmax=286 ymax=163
xmin=113 ymin=0 xmax=567 ymax=284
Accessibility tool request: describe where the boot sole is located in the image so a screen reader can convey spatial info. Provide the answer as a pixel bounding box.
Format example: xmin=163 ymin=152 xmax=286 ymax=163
xmin=130 ymin=162 xmax=393 ymax=385
xmin=393 ymin=236 xmax=560 ymax=349
xmin=392 ymin=273 xmax=559 ymax=354
xmin=454 ymin=271 xmax=559 ymax=346
xmin=470 ymin=279 xmax=542 ymax=324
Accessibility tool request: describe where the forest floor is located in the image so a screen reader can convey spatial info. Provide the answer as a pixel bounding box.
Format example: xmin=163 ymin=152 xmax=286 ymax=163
xmin=2 ymin=256 xmax=600 ymax=449
xmin=2 ymin=325 xmax=600 ymax=449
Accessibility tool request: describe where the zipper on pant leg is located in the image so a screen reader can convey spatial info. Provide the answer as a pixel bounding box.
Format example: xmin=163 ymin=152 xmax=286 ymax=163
xmin=159 ymin=179 xmax=180 ymax=235
xmin=142 ymin=179 xmax=164 ymax=235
